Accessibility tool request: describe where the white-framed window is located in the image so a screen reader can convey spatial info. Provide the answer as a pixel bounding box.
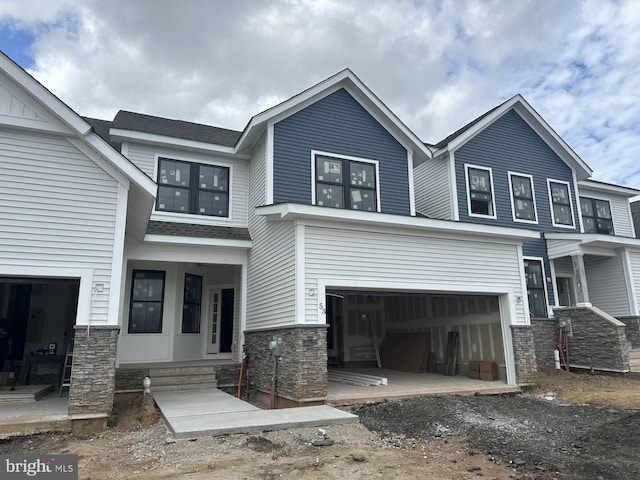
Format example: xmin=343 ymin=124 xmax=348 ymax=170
xmin=580 ymin=197 xmax=614 ymax=235
xmin=156 ymin=157 xmax=230 ymax=217
xmin=311 ymin=151 xmax=380 ymax=212
xmin=523 ymin=258 xmax=548 ymax=318
xmin=465 ymin=164 xmax=496 ymax=218
xmin=129 ymin=270 xmax=165 ymax=334
xmin=547 ymin=179 xmax=575 ymax=228
xmin=508 ymin=172 xmax=537 ymax=223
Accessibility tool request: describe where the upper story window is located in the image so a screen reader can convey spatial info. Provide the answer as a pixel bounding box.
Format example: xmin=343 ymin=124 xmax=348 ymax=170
xmin=157 ymin=157 xmax=229 ymax=217
xmin=548 ymin=180 xmax=574 ymax=227
xmin=509 ymin=172 xmax=537 ymax=223
xmin=465 ymin=165 xmax=496 ymax=218
xmin=129 ymin=270 xmax=165 ymax=334
xmin=314 ymin=153 xmax=378 ymax=211
xmin=580 ymin=197 xmax=614 ymax=235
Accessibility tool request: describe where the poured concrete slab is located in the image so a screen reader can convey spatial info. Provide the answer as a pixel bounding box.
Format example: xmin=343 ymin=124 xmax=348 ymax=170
xmin=153 ymin=388 xmax=358 ymax=439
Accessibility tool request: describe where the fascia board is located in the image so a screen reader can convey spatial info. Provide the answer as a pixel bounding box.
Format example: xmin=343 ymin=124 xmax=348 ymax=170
xmin=143 ymin=234 xmax=252 ymax=249
xmin=255 ymin=203 xmax=539 ymax=241
xmin=578 ymin=180 xmax=640 ymax=197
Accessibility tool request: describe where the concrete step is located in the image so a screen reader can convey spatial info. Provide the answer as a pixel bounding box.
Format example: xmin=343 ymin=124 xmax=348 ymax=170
xmin=152 ymin=381 xmax=218 ymax=392
xmin=150 ymin=374 xmax=216 ymax=387
xmin=148 ymin=365 xmax=217 ymax=392
xmin=149 ymin=366 xmax=216 ymax=376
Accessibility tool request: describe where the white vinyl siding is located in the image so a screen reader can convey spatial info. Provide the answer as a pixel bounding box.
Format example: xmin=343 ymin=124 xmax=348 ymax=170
xmin=0 ymin=129 xmax=119 ymax=324
xmin=413 ymin=157 xmax=452 ymax=219
xmin=553 ymin=257 xmax=574 ymax=276
xmin=246 ymin=133 xmax=296 ymax=329
xmin=585 ymin=254 xmax=631 ymax=316
xmin=303 ymin=224 xmax=527 ymax=325
xmin=125 ymin=142 xmax=249 ymax=227
xmin=578 ymin=186 xmax=636 ymax=238
xmin=629 ymin=250 xmax=640 ymax=314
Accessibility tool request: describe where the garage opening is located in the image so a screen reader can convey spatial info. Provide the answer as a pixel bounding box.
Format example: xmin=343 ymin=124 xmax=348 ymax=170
xmin=326 ymin=290 xmax=507 ymax=384
xmin=0 ymin=277 xmax=79 ymax=390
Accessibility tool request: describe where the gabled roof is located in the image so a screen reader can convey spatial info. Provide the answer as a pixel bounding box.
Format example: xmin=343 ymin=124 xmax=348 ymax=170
xmin=112 ymin=111 xmax=242 ymax=146
xmin=0 ymin=51 xmax=156 ymax=196
xmin=235 ymin=68 xmax=432 ymax=164
xmin=432 ymin=94 xmax=593 ymax=180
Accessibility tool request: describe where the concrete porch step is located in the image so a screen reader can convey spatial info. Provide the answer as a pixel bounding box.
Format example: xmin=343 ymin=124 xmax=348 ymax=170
xmin=148 ymin=365 xmax=217 ymax=392
xmin=629 ymin=349 xmax=640 ymax=372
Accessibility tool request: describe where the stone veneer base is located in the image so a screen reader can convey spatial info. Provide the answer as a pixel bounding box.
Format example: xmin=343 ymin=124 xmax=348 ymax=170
xmin=244 ymin=325 xmax=328 ymax=403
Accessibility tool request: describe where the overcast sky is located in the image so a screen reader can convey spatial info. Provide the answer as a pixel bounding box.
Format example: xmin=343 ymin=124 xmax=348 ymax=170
xmin=0 ymin=0 xmax=638 ymax=187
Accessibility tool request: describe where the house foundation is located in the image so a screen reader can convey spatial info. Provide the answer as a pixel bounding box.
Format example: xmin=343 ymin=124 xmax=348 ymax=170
xmin=68 ymin=325 xmax=119 ymax=416
xmin=618 ymin=315 xmax=640 ymax=348
xmin=244 ymin=325 xmax=328 ymax=405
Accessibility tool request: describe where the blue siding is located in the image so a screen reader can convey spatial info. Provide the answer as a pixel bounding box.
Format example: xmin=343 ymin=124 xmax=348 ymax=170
xmin=273 ymin=88 xmax=410 ymax=215
xmin=455 ymin=109 xmax=580 ymax=233
xmin=454 ymin=109 xmax=581 ymax=306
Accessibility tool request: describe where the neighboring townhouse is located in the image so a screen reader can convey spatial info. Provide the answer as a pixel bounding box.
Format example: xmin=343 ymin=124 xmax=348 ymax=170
xmin=0 ymin=53 xmax=157 ymax=424
xmin=632 ymin=199 xmax=640 ymax=239
xmin=1 ymin=54 xmax=543 ymax=418
xmin=415 ymin=95 xmax=640 ymax=373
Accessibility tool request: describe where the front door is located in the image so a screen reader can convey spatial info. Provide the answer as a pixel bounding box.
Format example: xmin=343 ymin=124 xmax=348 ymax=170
xmin=206 ymin=287 xmax=235 ymax=355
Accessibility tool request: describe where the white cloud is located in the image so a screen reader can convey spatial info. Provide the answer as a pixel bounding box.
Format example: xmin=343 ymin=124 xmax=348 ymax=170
xmin=0 ymin=0 xmax=638 ymax=185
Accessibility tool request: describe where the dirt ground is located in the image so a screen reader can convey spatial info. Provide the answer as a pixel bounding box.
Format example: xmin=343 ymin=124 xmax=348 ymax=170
xmin=1 ymin=371 xmax=639 ymax=479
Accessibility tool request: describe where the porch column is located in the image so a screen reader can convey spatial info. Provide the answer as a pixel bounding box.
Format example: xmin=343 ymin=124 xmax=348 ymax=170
xmin=571 ymin=254 xmax=591 ymax=307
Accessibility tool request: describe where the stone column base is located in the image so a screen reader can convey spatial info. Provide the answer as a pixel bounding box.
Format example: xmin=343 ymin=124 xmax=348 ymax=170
xmin=244 ymin=325 xmax=328 ymax=404
xmin=510 ymin=325 xmax=538 ymax=384
xmin=68 ymin=325 xmax=119 ymax=417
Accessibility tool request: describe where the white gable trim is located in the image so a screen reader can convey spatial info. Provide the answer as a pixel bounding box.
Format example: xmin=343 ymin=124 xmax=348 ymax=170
xmin=235 ymin=69 xmax=431 ymax=164
xmin=435 ymin=95 xmax=592 ymax=180
xmin=0 ymin=53 xmax=89 ymax=135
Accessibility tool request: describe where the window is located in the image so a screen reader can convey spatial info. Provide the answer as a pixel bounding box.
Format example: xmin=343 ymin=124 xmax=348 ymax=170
xmin=466 ymin=165 xmax=495 ymax=217
xmin=182 ymin=274 xmax=202 ymax=333
xmin=314 ymin=155 xmax=377 ymax=211
xmin=509 ymin=173 xmax=537 ymax=222
xmin=580 ymin=197 xmax=614 ymax=235
xmin=157 ymin=158 xmax=229 ymax=217
xmin=524 ymin=259 xmax=547 ymax=317
xmin=548 ymin=180 xmax=574 ymax=227
xmin=129 ymin=270 xmax=165 ymax=333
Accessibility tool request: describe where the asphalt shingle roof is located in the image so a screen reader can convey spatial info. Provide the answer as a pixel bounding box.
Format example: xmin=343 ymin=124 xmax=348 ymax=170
xmin=146 ymin=221 xmax=251 ymax=241
xmin=112 ymin=111 xmax=242 ymax=146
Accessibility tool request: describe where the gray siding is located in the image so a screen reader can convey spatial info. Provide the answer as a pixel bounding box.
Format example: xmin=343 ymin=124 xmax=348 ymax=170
xmin=578 ymin=184 xmax=635 ymax=238
xmin=0 ymin=128 xmax=119 ymax=323
xmin=273 ymin=88 xmax=410 ymax=215
xmin=552 ymin=257 xmax=573 ymax=276
xmin=246 ymin=132 xmax=296 ymax=329
xmin=585 ymin=254 xmax=631 ymax=316
xmin=125 ymin=142 xmax=249 ymax=228
xmin=413 ymin=155 xmax=452 ymax=219
xmin=455 ymin=109 xmax=580 ymax=233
